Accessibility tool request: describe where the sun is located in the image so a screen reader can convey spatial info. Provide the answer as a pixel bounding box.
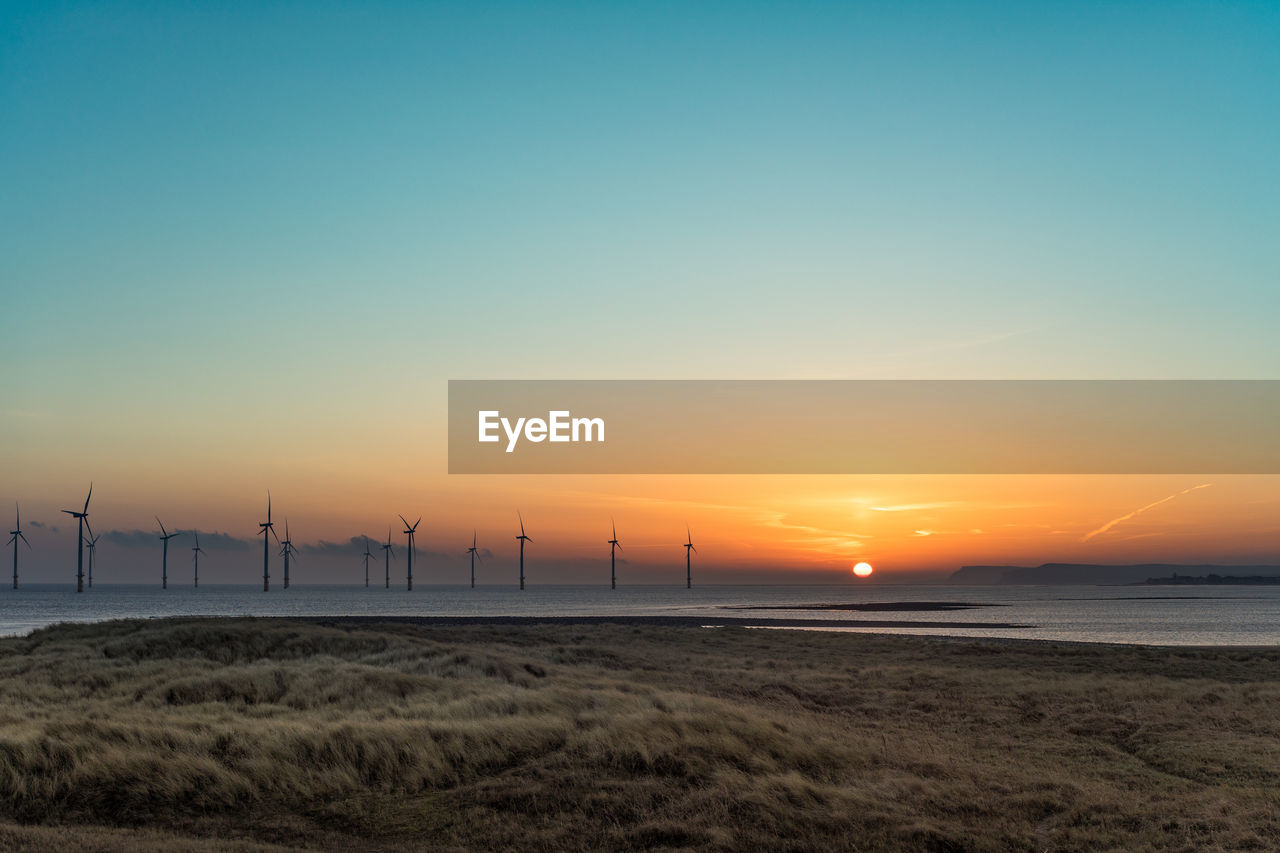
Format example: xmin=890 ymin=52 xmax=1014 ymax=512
xmin=852 ymin=561 xmax=874 ymax=578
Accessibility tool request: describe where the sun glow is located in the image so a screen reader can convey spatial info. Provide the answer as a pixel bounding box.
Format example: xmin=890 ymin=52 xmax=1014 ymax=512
xmin=852 ymin=562 xmax=874 ymax=577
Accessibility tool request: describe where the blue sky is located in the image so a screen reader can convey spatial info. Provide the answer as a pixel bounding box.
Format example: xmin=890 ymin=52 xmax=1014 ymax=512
xmin=5 ymin=1 xmax=1277 ymax=385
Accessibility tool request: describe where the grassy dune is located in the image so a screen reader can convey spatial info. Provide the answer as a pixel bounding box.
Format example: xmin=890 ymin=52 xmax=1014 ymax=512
xmin=0 ymin=619 xmax=1277 ymax=851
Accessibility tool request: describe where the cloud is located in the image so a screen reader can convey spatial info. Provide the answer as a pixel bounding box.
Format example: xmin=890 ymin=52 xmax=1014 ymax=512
xmin=886 ymin=326 xmax=1047 ymax=360
xmin=1081 ymin=484 xmax=1212 ymax=543
xmin=869 ymin=502 xmax=958 ymax=513
xmin=28 ymin=520 xmax=57 ymax=531
xmin=297 ymin=536 xmax=488 ymax=559
xmin=300 ymin=537 xmax=369 ymax=556
xmin=101 ymin=529 xmax=253 ymax=551
xmin=184 ymin=531 xmax=254 ymax=552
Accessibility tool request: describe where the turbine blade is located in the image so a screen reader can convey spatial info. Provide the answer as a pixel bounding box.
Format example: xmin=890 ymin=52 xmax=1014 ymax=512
xmin=84 ymin=483 xmax=92 ymax=514
xmin=18 ymin=532 xmax=30 ymax=547
xmin=156 ymin=516 xmax=166 ymax=537
xmin=83 ymin=518 xmax=94 ymax=540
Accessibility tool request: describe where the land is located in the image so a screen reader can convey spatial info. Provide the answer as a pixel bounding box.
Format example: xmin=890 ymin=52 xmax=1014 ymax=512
xmin=720 ymin=601 xmax=1002 ymax=612
xmin=0 ymin=618 xmax=1277 ymax=852
xmin=1139 ymin=575 xmax=1280 ymax=586
xmin=950 ymin=563 xmax=1280 ymax=585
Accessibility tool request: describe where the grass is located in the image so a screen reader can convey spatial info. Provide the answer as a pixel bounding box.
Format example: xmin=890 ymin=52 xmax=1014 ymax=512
xmin=0 ymin=617 xmax=1277 ymax=851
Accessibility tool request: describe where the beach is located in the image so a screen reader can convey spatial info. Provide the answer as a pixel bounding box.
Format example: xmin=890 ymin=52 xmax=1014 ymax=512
xmin=0 ymin=617 xmax=1275 ymax=851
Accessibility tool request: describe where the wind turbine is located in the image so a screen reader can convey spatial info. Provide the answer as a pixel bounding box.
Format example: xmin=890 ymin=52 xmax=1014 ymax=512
xmin=61 ymin=484 xmax=92 ymax=593
xmin=362 ymin=536 xmax=375 ymax=588
xmin=85 ymin=532 xmax=100 ymax=588
xmin=380 ymin=526 xmax=395 ymax=589
xmin=258 ymin=493 xmax=278 ymax=592
xmin=191 ymin=530 xmax=203 ymax=587
xmin=608 ymin=519 xmax=621 ymax=590
xmin=156 ymin=517 xmax=183 ymax=590
xmin=467 ymin=531 xmax=481 ymax=589
xmin=516 ymin=513 xmax=531 ymax=590
xmin=279 ymin=520 xmax=297 ymax=590
xmin=683 ymin=525 xmax=696 ymax=589
xmin=399 ymin=515 xmax=420 ymax=591
xmin=9 ymin=503 xmax=30 ymax=590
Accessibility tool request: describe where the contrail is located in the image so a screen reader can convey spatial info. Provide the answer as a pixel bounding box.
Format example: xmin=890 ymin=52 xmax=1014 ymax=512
xmin=1081 ymin=483 xmax=1212 ymax=542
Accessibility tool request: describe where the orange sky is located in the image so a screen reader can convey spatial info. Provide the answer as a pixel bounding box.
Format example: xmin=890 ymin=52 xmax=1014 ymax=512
xmin=6 ymin=463 xmax=1278 ymax=584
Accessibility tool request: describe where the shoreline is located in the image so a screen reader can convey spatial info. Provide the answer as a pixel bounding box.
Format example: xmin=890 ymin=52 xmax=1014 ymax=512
xmin=18 ymin=613 xmax=1280 ymax=650
xmin=293 ymin=613 xmax=1036 ymax=629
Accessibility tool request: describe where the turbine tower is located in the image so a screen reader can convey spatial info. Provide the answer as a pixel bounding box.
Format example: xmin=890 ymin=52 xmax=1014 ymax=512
xmin=380 ymin=526 xmax=395 ymax=589
xmin=191 ymin=530 xmax=203 ymax=587
xmin=683 ymin=526 xmax=696 ymax=589
xmin=85 ymin=532 xmax=100 ymax=588
xmin=61 ymin=484 xmax=92 ymax=593
xmin=399 ymin=515 xmax=420 ymax=591
xmin=362 ymin=536 xmax=375 ymax=588
xmin=9 ymin=503 xmax=30 ymax=590
xmin=608 ymin=519 xmax=621 ymax=590
xmin=516 ymin=513 xmax=531 ymax=590
xmin=258 ymin=493 xmax=278 ymax=592
xmin=467 ymin=531 xmax=481 ymax=589
xmin=156 ymin=517 xmax=183 ymax=590
xmin=279 ymin=520 xmax=297 ymax=590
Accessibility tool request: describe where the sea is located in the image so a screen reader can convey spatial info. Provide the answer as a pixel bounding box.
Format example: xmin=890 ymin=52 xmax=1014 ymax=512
xmin=2 ymin=583 xmax=1280 ymax=646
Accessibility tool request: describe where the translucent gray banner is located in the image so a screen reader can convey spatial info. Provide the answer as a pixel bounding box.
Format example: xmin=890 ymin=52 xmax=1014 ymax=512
xmin=448 ymin=380 xmax=1280 ymax=474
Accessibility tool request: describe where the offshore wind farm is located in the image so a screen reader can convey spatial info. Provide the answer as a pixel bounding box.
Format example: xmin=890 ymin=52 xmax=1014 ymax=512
xmin=3 ymin=484 xmax=1280 ymax=647
xmin=16 ymin=485 xmax=727 ymax=594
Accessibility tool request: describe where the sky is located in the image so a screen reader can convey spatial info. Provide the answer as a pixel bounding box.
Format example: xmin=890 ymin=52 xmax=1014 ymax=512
xmin=2 ymin=2 xmax=1278 ymax=584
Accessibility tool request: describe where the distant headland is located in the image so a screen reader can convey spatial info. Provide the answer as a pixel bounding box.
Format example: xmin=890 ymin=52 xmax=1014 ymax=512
xmin=948 ymin=563 xmax=1280 ymax=586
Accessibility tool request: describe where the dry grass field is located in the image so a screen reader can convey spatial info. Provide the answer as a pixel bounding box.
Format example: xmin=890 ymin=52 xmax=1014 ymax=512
xmin=0 ymin=617 xmax=1277 ymax=851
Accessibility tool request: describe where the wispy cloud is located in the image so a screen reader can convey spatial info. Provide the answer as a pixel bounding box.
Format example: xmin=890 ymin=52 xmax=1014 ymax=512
xmin=880 ymin=326 xmax=1047 ymax=361
xmin=1081 ymin=484 xmax=1212 ymax=543
xmin=869 ymin=502 xmax=959 ymax=513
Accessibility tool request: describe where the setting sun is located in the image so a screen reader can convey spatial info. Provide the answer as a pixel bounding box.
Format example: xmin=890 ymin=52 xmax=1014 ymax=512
xmin=852 ymin=562 xmax=874 ymax=578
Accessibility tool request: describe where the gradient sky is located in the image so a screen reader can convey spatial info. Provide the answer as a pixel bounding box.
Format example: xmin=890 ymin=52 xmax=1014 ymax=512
xmin=2 ymin=2 xmax=1278 ymax=584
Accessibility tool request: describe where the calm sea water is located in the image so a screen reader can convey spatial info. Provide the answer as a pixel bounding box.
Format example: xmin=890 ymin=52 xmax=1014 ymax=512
xmin=2 ymin=583 xmax=1279 ymax=646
